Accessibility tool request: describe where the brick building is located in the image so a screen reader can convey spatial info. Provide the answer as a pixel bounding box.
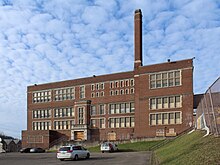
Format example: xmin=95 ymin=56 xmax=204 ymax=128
xmin=22 ymin=9 xmax=194 ymax=149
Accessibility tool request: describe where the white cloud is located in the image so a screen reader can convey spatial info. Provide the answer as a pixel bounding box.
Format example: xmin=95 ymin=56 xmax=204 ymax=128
xmin=0 ymin=0 xmax=219 ymax=138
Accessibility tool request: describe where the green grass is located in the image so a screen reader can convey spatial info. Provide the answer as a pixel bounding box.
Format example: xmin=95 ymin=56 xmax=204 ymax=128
xmin=88 ymin=140 xmax=164 ymax=153
xmin=155 ymin=130 xmax=220 ymax=165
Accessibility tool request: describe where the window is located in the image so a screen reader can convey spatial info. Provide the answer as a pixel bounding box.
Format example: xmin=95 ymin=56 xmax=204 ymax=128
xmin=91 ymin=92 xmax=95 ymax=98
xmin=96 ymin=83 xmax=99 ymax=90
xmin=78 ymin=107 xmax=84 ymax=124
xmin=91 ymin=84 xmax=95 ymax=91
xmin=115 ymin=81 xmax=119 ymax=88
xmin=130 ymin=102 xmax=135 ymax=112
xmin=130 ymin=88 xmax=134 ymax=94
xmin=54 ymin=87 xmax=75 ymax=101
xmin=100 ymin=83 xmax=104 ymax=90
xmin=99 ymin=104 xmax=105 ymax=115
xmin=125 ymin=89 xmax=129 ymax=94
xmin=130 ymin=79 xmax=134 ymax=86
xmin=150 ymin=70 xmax=181 ymax=89
xmin=100 ymin=91 xmax=104 ymax=97
xmin=79 ymin=86 xmax=85 ymax=99
xmin=110 ymin=90 xmax=114 ymax=96
xmin=91 ymin=119 xmax=96 ymax=128
xmin=100 ymin=118 xmax=105 ymax=128
xmin=32 ymin=90 xmax=51 ymax=103
xmin=149 ymin=95 xmax=182 ymax=110
xmin=91 ymin=106 xmax=96 ymax=116
xmin=110 ymin=104 xmax=115 ymax=114
xmin=110 ymin=82 xmax=114 ymax=88
xmin=120 ymin=80 xmax=124 ymax=87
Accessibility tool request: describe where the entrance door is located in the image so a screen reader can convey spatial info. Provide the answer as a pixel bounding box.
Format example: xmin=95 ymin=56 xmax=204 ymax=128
xmin=108 ymin=132 xmax=116 ymax=141
xmin=74 ymin=131 xmax=84 ymax=140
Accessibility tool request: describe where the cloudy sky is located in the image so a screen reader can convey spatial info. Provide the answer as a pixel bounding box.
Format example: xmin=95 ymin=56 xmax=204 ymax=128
xmin=0 ymin=0 xmax=220 ymax=138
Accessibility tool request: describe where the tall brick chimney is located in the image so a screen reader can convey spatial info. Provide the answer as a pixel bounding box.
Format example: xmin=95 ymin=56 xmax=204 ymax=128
xmin=134 ymin=9 xmax=143 ymax=70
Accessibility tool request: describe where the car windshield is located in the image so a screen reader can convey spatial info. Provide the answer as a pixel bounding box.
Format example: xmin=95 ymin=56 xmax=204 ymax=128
xmin=102 ymin=143 xmax=109 ymax=147
xmin=59 ymin=147 xmax=71 ymax=151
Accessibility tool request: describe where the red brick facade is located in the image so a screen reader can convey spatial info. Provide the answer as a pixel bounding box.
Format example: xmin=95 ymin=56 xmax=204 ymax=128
xmin=22 ymin=9 xmax=193 ymax=149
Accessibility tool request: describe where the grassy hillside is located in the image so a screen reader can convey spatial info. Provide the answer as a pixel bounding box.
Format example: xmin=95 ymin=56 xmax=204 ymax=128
xmin=88 ymin=140 xmax=164 ymax=152
xmin=155 ymin=130 xmax=220 ymax=165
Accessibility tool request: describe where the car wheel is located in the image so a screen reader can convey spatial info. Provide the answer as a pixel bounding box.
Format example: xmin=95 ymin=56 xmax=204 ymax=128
xmin=60 ymin=159 xmax=64 ymax=161
xmin=74 ymin=154 xmax=78 ymax=161
xmin=102 ymin=151 xmax=104 ymax=153
xmin=86 ymin=153 xmax=90 ymax=159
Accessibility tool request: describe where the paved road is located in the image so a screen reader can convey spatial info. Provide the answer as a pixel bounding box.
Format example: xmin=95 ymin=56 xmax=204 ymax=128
xmin=0 ymin=151 xmax=152 ymax=165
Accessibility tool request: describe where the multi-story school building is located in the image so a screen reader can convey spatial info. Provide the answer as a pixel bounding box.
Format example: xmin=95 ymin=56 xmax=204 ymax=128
xmin=22 ymin=9 xmax=194 ymax=149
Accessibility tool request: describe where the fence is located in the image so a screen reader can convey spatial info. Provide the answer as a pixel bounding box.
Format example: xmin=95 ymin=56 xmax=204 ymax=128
xmin=196 ymin=77 xmax=220 ymax=136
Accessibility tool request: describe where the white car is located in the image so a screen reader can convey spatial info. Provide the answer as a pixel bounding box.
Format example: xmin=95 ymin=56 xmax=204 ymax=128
xmin=57 ymin=145 xmax=90 ymax=161
xmin=100 ymin=142 xmax=118 ymax=153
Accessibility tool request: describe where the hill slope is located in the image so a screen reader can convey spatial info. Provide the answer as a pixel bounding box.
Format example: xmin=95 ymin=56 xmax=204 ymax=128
xmin=155 ymin=130 xmax=220 ymax=165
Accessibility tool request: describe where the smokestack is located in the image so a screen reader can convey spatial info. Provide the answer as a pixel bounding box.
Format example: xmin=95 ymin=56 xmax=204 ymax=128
xmin=134 ymin=9 xmax=143 ymax=70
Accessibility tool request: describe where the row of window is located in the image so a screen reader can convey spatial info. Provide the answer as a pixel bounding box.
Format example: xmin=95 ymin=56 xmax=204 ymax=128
xmin=150 ymin=112 xmax=182 ymax=125
xmin=32 ymin=107 xmax=74 ymax=119
xmin=54 ymin=120 xmax=75 ymax=130
xmin=110 ymin=88 xmax=134 ymax=96
xmin=91 ymin=91 xmax=105 ymax=98
xmin=32 ymin=111 xmax=182 ymax=130
xmin=91 ymin=105 xmax=105 ymax=115
xmin=109 ymin=117 xmax=135 ymax=128
xmin=32 ymin=121 xmax=51 ymax=130
xmin=150 ymin=70 xmax=181 ymax=89
xmin=150 ymin=95 xmax=182 ymax=110
xmin=91 ymin=118 xmax=105 ymax=128
xmin=54 ymin=107 xmax=74 ymax=118
xmin=54 ymin=87 xmax=75 ymax=101
xmin=110 ymin=79 xmax=134 ymax=88
xmin=91 ymin=83 xmax=105 ymax=91
xmin=33 ymin=109 xmax=52 ymax=119
xmin=109 ymin=102 xmax=134 ymax=114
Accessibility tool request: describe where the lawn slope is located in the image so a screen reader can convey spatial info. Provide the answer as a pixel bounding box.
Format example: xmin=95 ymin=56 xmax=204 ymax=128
xmin=155 ymin=130 xmax=220 ymax=165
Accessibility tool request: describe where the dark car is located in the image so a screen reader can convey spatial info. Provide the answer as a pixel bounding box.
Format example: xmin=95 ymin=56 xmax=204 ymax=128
xmin=20 ymin=148 xmax=32 ymax=153
xmin=30 ymin=148 xmax=45 ymax=153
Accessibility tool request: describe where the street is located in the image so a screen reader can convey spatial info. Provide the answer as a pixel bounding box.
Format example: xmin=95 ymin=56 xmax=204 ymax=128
xmin=0 ymin=151 xmax=152 ymax=165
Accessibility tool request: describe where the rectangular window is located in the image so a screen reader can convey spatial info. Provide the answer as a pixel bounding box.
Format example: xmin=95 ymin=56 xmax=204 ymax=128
xmin=131 ymin=117 xmax=135 ymax=127
xmin=120 ymin=118 xmax=125 ymax=128
xmin=78 ymin=107 xmax=84 ymax=124
xmin=91 ymin=119 xmax=96 ymax=128
xmin=120 ymin=103 xmax=125 ymax=113
xmin=115 ymin=118 xmax=120 ymax=128
xmin=130 ymin=102 xmax=135 ymax=112
xmin=91 ymin=106 xmax=96 ymax=116
xmin=91 ymin=84 xmax=95 ymax=91
xmin=109 ymin=104 xmax=115 ymax=114
xmin=99 ymin=104 xmax=105 ymax=115
xmin=125 ymin=103 xmax=130 ymax=113
xmin=100 ymin=118 xmax=105 ymax=128
xmin=115 ymin=104 xmax=120 ymax=114
xmin=110 ymin=118 xmax=115 ymax=128
xmin=33 ymin=90 xmax=51 ymax=103
xmin=125 ymin=117 xmax=130 ymax=127
xmin=79 ymin=86 xmax=85 ymax=99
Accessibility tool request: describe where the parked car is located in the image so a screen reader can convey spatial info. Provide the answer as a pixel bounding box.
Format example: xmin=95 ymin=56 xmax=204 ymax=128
xmin=100 ymin=142 xmax=118 ymax=153
xmin=29 ymin=148 xmax=45 ymax=153
xmin=57 ymin=145 xmax=90 ymax=161
xmin=20 ymin=147 xmax=31 ymax=153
